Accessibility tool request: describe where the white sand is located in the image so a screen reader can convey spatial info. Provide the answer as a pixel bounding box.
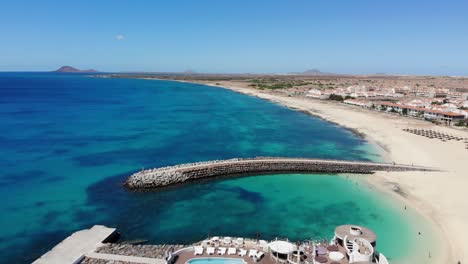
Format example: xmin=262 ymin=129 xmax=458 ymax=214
xmin=185 ymin=80 xmax=468 ymax=263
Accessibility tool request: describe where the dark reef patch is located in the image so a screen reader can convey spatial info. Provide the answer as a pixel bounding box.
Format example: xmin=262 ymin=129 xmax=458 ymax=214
xmin=0 ymin=170 xmax=47 ymax=186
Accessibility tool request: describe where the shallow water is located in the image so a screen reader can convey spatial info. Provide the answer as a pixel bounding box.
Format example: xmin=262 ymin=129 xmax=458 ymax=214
xmin=89 ymin=173 xmax=437 ymax=263
xmin=0 ymin=73 xmax=430 ymax=263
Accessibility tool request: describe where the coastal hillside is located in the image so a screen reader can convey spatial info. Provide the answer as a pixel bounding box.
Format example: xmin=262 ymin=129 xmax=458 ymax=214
xmin=54 ymin=66 xmax=98 ymax=73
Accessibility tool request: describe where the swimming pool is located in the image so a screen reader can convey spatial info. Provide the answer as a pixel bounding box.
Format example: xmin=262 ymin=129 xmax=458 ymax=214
xmin=187 ymin=258 xmax=246 ymax=264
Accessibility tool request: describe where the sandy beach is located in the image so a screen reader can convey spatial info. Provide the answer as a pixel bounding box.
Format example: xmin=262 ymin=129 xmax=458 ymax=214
xmin=171 ymin=79 xmax=468 ymax=263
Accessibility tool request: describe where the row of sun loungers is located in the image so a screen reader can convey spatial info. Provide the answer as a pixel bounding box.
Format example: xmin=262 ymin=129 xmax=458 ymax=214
xmin=403 ymin=128 xmax=466 ymax=141
xmin=403 ymin=128 xmax=468 ymax=150
xmin=194 ymin=245 xmax=264 ymax=261
xmin=211 ymin=237 xmax=244 ymax=246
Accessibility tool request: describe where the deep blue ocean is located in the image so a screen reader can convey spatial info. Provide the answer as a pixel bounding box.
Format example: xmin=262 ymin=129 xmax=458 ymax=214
xmin=0 ymin=73 xmax=434 ymax=263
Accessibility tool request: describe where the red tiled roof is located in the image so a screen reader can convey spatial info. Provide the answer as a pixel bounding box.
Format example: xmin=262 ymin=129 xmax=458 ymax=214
xmin=425 ymin=109 xmax=465 ymax=117
xmin=376 ymin=102 xmax=465 ymax=117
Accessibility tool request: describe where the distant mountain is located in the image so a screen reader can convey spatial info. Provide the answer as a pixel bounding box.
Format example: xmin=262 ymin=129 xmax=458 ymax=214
xmin=54 ymin=66 xmax=98 ymax=73
xmin=301 ymin=69 xmax=325 ymax=75
xmin=183 ymin=70 xmax=197 ymax=74
xmin=289 ymin=69 xmax=335 ymax=75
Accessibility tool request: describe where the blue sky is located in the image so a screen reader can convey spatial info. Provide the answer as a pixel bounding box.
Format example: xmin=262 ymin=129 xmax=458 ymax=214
xmin=1 ymin=0 xmax=468 ymax=75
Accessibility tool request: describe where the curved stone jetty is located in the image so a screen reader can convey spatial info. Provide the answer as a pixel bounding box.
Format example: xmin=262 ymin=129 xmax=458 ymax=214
xmin=125 ymin=157 xmax=437 ymax=190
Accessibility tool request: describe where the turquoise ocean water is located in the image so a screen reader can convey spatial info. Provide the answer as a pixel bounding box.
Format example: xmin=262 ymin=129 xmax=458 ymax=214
xmin=0 ymin=73 xmax=435 ymax=263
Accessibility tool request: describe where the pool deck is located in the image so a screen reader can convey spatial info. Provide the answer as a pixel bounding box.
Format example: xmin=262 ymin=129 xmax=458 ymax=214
xmin=174 ymin=241 xmax=350 ymax=264
xmin=35 ymin=226 xmax=366 ymax=264
xmin=175 ymin=250 xmax=272 ymax=264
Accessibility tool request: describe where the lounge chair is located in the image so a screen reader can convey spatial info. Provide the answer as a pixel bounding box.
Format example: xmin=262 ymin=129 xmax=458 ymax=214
xmin=248 ymin=249 xmax=258 ymax=258
xmin=201 ymin=240 xmax=211 ymax=247
xmin=194 ymin=246 xmax=204 ymax=255
xmin=258 ymin=240 xmax=268 ymax=251
xmin=223 ymin=237 xmax=232 ymax=245
xmin=228 ymin=247 xmax=236 ymax=255
xmin=254 ymin=251 xmax=264 ymax=262
xmin=218 ymin=247 xmax=227 ymax=255
xmin=239 ymin=249 xmax=247 ymax=257
xmin=235 ymin=238 xmax=244 ymax=246
xmin=207 ymin=247 xmax=215 ymax=255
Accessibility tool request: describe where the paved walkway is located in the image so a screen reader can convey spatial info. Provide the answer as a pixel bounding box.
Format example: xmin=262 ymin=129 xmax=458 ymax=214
xmin=138 ymin=157 xmax=437 ymax=172
xmin=33 ymin=225 xmax=117 ymax=264
xmin=86 ymin=252 xmax=166 ymax=264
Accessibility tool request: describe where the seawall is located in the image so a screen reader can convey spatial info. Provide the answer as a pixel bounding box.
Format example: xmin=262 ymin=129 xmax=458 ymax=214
xmin=125 ymin=157 xmax=437 ymax=190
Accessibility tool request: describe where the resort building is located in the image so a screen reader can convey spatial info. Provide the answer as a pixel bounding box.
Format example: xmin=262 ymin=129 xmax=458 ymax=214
xmin=423 ymin=110 xmax=466 ymax=122
xmin=430 ymin=88 xmax=449 ymax=98
xmin=372 ymin=101 xmax=466 ymax=123
xmin=168 ymin=225 xmax=389 ymax=264
xmin=306 ymin=89 xmax=329 ymax=99
xmin=35 ymin=225 xmax=390 ymax=264
xmin=447 ymin=91 xmax=463 ymax=99
xmin=393 ymin=86 xmax=411 ymax=95
xmin=343 ymin=99 xmax=372 ymax=108
xmin=349 ymin=92 xmax=377 ymax=98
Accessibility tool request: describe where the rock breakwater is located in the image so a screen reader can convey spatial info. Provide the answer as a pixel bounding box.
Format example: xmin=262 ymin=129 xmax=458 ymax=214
xmin=125 ymin=157 xmax=437 ymax=190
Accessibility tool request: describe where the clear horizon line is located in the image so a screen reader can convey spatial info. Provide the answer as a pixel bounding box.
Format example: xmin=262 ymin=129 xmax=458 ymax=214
xmin=1 ymin=69 xmax=468 ymax=78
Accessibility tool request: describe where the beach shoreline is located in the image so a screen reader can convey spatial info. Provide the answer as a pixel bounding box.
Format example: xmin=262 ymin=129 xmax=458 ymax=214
xmin=152 ymin=78 xmax=468 ymax=263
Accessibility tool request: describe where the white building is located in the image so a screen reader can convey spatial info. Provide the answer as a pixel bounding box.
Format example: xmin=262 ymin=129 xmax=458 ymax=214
xmin=343 ymin=99 xmax=372 ymax=108
xmin=306 ymin=89 xmax=329 ymax=99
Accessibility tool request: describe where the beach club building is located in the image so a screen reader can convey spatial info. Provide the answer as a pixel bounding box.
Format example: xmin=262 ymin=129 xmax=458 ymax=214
xmin=423 ymin=109 xmax=466 ymax=122
xmin=374 ymin=101 xmax=466 ymax=122
xmin=164 ymin=225 xmax=389 ymax=264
